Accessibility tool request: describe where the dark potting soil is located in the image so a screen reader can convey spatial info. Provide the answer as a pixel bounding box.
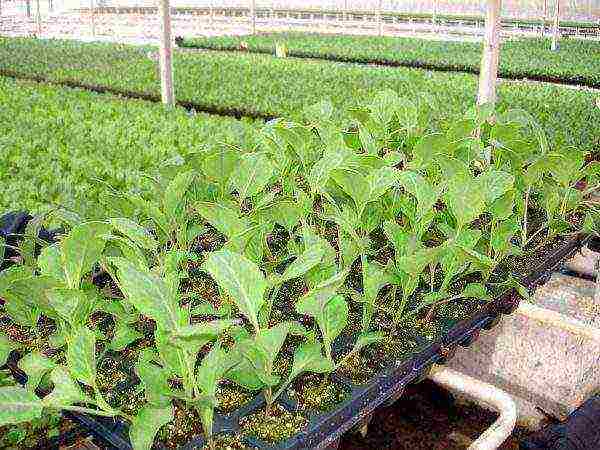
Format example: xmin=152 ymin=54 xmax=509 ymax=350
xmin=338 ymin=380 xmax=541 ymax=450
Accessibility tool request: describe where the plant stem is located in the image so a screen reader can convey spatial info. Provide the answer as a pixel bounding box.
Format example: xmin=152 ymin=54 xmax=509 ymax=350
xmin=521 ymin=187 xmax=530 ymax=248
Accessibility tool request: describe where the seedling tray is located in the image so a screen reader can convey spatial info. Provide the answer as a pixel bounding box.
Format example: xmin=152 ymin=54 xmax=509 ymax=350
xmin=4 ymin=234 xmax=582 ymax=450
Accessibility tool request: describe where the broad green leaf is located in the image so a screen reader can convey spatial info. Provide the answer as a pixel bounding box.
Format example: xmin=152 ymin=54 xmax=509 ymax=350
xmin=361 ymin=261 xmax=391 ymax=331
xmin=231 ymin=153 xmax=275 ymax=201
xmin=197 ymin=344 xmax=236 ymax=399
xmin=38 ymin=245 xmax=65 ymax=284
xmin=61 ymin=222 xmax=111 ymax=289
xmin=262 ymin=200 xmax=304 ymax=232
xmin=110 ymin=257 xmax=181 ymax=331
xmin=42 ymin=366 xmax=91 ymax=407
xmin=0 ymin=386 xmax=43 ymax=426
xmin=135 ymin=355 xmax=172 ymax=406
xmin=66 ymin=326 xmax=96 ymax=387
xmin=163 ymin=170 xmax=194 ymax=218
xmin=281 ymin=245 xmax=325 ymax=282
xmin=320 ymin=295 xmax=349 ymax=348
xmin=195 ymin=202 xmax=248 ymax=239
xmin=108 ymin=218 xmax=157 ymax=251
xmin=126 ymin=194 xmax=170 ymax=240
xmin=202 ymin=250 xmax=267 ymax=333
xmin=350 ymin=332 xmax=385 ymax=355
xmin=0 ymin=333 xmax=15 ymax=367
xmin=383 ymin=221 xmax=413 ymax=258
xmin=489 ymin=190 xmax=515 ymax=221
xmin=478 ymin=170 xmax=515 ymax=205
xmin=409 ymin=133 xmax=450 ymax=169
xmin=461 ymin=283 xmax=490 ymax=301
xmin=358 ymin=125 xmax=378 ymax=155
xmin=288 ymin=342 xmax=334 ymax=380
xmin=396 ymin=171 xmax=438 ymax=218
xmin=296 ymin=270 xmax=349 ymax=316
xmin=170 ymin=320 xmax=234 ymax=350
xmin=109 ymin=322 xmax=143 ymax=352
xmin=129 ymin=406 xmax=173 ymax=450
xmin=18 ymin=352 xmax=56 ymax=392
xmin=307 ymin=147 xmax=354 ymax=194
xmin=201 ymin=148 xmax=240 ymax=185
xmin=46 ymin=288 xmax=85 ymax=329
xmin=396 ymin=247 xmax=439 ymax=276
xmin=444 ymin=172 xmax=486 ymax=229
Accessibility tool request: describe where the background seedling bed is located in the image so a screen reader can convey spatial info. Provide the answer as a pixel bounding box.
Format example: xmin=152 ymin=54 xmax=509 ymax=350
xmin=2 ymin=229 xmax=585 ymax=450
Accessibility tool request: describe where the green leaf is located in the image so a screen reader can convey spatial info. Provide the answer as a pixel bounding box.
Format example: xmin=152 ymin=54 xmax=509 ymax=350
xmin=108 ymin=218 xmax=157 ymax=251
xmin=0 ymin=333 xmax=15 ymax=367
xmin=195 ymin=202 xmax=248 ymax=239
xmin=288 ymin=342 xmax=334 ymax=381
xmin=444 ymin=172 xmax=486 ymax=229
xmin=319 ymin=295 xmax=349 ymax=349
xmin=109 ymin=322 xmax=143 ymax=352
xmin=307 ymin=147 xmax=354 ymax=194
xmin=231 ymin=153 xmax=275 ymax=201
xmin=201 ymin=148 xmax=240 ymax=186
xmin=61 ymin=222 xmax=111 ymax=290
xmin=332 ymin=167 xmax=400 ymax=216
xmin=0 ymin=386 xmax=43 ymax=426
xmin=110 ymin=257 xmax=181 ymax=331
xmin=66 ymin=327 xmax=96 ymax=387
xmin=46 ymin=289 xmax=85 ymax=329
xmin=170 ymin=320 xmax=235 ymax=350
xmin=281 ymin=245 xmax=325 ymax=282
xmin=296 ymin=270 xmax=349 ymax=316
xmin=135 ymin=354 xmax=172 ymax=406
xmin=478 ymin=170 xmax=515 ymax=205
xmin=129 ymin=406 xmax=173 ymax=450
xmin=489 ymin=190 xmax=515 ymax=221
xmin=361 ymin=260 xmax=390 ymax=332
xmin=262 ymin=200 xmax=304 ymax=232
xmin=202 ymin=250 xmax=267 ymax=333
xmin=396 ymin=171 xmax=438 ymax=218
xmin=350 ymin=331 xmax=385 ymax=355
xmin=163 ymin=170 xmax=194 ymax=219
xmin=38 ymin=245 xmax=66 ymax=284
xmin=461 ymin=283 xmax=490 ymax=301
xmin=409 ymin=133 xmax=450 ymax=169
xmin=42 ymin=366 xmax=91 ymax=408
xmin=18 ymin=352 xmax=56 ymax=392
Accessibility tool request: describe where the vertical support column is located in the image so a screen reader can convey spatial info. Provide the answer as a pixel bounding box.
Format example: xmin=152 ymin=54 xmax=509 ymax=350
xmin=250 ymin=0 xmax=256 ymax=34
xmin=90 ymin=0 xmax=96 ymax=37
xmin=551 ymin=0 xmax=560 ymax=51
xmin=209 ymin=0 xmax=214 ymax=29
xmin=478 ymin=0 xmax=502 ymax=107
xmin=159 ymin=0 xmax=175 ymax=106
xmin=26 ymin=0 xmax=31 ymax=18
xmin=377 ymin=0 xmax=383 ymax=36
xmin=35 ymin=0 xmax=41 ymax=35
xmin=433 ymin=0 xmax=438 ymax=30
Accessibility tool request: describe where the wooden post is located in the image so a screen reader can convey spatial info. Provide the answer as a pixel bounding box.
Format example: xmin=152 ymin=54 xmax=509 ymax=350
xmin=250 ymin=0 xmax=256 ymax=34
xmin=477 ymin=0 xmax=502 ymax=106
xmin=35 ymin=0 xmax=41 ymax=35
xmin=377 ymin=0 xmax=383 ymax=36
xmin=209 ymin=0 xmax=214 ymax=28
xmin=159 ymin=0 xmax=175 ymax=106
xmin=90 ymin=0 xmax=95 ymax=37
xmin=551 ymin=0 xmax=560 ymax=51
xmin=433 ymin=0 xmax=439 ymax=29
xmin=26 ymin=0 xmax=31 ymax=18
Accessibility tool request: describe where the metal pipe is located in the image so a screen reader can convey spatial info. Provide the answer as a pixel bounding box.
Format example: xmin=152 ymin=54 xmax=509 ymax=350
xmin=428 ymin=365 xmax=517 ymax=450
xmin=517 ymin=301 xmax=600 ymax=343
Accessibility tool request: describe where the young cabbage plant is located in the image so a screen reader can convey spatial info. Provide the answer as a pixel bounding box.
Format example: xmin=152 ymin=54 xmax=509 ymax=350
xmin=109 ymin=257 xmax=237 ymax=449
xmin=295 ymin=269 xmax=384 ymax=367
xmin=1 ymin=222 xmax=114 ymax=350
xmin=124 ymin=170 xmax=201 ymax=252
xmin=0 ymin=327 xmax=140 ymax=446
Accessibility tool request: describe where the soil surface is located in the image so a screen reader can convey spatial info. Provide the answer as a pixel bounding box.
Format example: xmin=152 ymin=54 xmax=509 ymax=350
xmin=339 ymin=380 xmax=544 ymax=450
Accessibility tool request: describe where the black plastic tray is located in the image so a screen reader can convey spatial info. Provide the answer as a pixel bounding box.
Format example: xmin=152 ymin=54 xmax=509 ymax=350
xmin=11 ymin=234 xmax=579 ymax=450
